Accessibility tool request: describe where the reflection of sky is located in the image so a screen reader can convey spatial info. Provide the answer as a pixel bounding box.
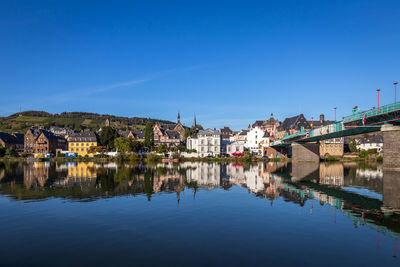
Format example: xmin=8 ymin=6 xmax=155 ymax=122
xmin=342 ymin=186 xmax=383 ymax=201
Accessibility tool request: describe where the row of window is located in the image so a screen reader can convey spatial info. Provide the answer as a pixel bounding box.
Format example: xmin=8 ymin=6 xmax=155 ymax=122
xmin=70 ymin=143 xmax=95 ymax=147
xmin=70 ymin=148 xmax=89 ymax=152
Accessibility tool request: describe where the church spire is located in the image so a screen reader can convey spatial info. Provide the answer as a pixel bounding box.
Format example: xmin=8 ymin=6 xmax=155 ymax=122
xmin=177 ymin=112 xmax=181 ymax=124
xmin=193 ymin=114 xmax=197 ymax=129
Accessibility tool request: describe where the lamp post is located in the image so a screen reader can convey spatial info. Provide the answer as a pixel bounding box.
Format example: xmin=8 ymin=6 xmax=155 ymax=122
xmin=377 ymin=89 xmax=381 ymax=111
xmin=394 ymin=82 xmax=398 ymax=104
xmin=334 ymin=107 xmax=337 ymax=122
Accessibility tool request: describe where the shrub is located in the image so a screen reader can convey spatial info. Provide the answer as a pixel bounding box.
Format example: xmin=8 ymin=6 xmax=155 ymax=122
xmin=129 ymin=154 xmax=141 ymax=163
xmin=359 ymin=150 xmax=368 ymax=159
xmin=146 ymin=153 xmax=161 ymax=162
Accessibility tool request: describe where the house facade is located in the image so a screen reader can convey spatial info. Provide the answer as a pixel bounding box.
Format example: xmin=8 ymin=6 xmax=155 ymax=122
xmin=153 ymin=113 xmax=185 ymax=146
xmin=0 ymin=132 xmax=24 ymax=152
xmin=118 ymin=130 xmax=145 ymax=142
xmin=34 ymin=131 xmax=67 ymax=154
xmin=186 ymin=129 xmax=221 ymax=157
xmin=320 ymin=138 xmax=344 ymax=159
xmin=245 ymin=127 xmax=266 ymax=155
xmin=68 ymin=131 xmax=98 ymax=156
xmin=252 ymin=113 xmax=280 ymax=137
xmin=226 ymin=141 xmax=245 ymax=156
xmin=356 ymin=135 xmax=383 ymax=152
xmin=278 ymin=114 xmax=311 ymax=137
xmin=24 ymin=127 xmax=66 ymax=154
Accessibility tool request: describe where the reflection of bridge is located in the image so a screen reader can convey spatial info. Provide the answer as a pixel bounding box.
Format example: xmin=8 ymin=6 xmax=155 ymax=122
xmin=271 ymin=162 xmax=400 ymax=241
xmin=271 ymin=103 xmax=400 ymax=169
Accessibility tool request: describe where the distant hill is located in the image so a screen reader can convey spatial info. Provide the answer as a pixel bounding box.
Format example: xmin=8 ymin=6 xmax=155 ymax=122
xmin=0 ymin=111 xmax=176 ymax=133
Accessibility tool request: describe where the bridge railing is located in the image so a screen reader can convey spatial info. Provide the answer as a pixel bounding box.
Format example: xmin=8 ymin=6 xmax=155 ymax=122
xmin=309 ymin=122 xmax=343 ymax=137
xmin=343 ymin=102 xmax=400 ymax=123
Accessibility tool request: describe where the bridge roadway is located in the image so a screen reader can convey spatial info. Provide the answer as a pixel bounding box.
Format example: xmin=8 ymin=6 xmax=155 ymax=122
xmin=270 ymin=102 xmax=400 ymax=169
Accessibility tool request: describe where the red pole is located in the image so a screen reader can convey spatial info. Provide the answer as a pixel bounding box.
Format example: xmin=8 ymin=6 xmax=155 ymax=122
xmin=377 ymin=89 xmax=381 ymax=111
xmin=395 ymin=82 xmax=398 ymax=104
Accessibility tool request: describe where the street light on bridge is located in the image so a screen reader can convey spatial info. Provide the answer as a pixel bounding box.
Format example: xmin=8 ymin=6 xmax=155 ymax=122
xmin=377 ymin=89 xmax=381 ymax=111
xmin=394 ymin=82 xmax=398 ymax=104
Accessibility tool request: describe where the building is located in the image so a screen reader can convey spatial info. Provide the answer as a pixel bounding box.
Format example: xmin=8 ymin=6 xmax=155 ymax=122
xmin=68 ymin=131 xmax=98 ymax=156
xmin=0 ymin=132 xmax=24 ymax=152
xmin=49 ymin=126 xmax=75 ymax=138
xmin=118 ymin=130 xmax=145 ymax=142
xmin=220 ymin=127 xmax=234 ymax=140
xmin=24 ymin=127 xmax=45 ymax=153
xmin=356 ymin=134 xmax=383 ymax=152
xmin=226 ymin=141 xmax=245 ymax=156
xmin=233 ymin=130 xmax=248 ymax=142
xmin=34 ymin=131 xmax=67 ymax=154
xmin=153 ymin=113 xmax=186 ymax=146
xmin=308 ymin=114 xmax=334 ymax=128
xmin=245 ymin=127 xmax=266 ymax=155
xmin=320 ymin=138 xmax=344 ymax=159
xmin=278 ymin=114 xmax=311 ymax=137
xmin=24 ymin=127 xmax=66 ymax=154
xmin=252 ymin=113 xmax=280 ymax=137
xmin=186 ymin=129 xmax=221 ymax=157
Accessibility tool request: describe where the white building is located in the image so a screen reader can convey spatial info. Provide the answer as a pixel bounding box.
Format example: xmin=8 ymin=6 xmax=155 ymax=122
xmin=356 ymin=135 xmax=383 ymax=153
xmin=245 ymin=127 xmax=266 ymax=155
xmin=226 ymin=141 xmax=245 ymax=156
xmin=186 ymin=129 xmax=221 ymax=157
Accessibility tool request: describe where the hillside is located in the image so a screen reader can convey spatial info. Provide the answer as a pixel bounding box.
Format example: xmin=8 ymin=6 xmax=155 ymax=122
xmin=0 ymin=111 xmax=176 ymax=134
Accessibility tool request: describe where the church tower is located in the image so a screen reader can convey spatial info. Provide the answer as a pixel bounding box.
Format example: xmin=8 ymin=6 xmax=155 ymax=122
xmin=177 ymin=112 xmax=181 ymax=124
xmin=193 ymin=114 xmax=197 ymax=129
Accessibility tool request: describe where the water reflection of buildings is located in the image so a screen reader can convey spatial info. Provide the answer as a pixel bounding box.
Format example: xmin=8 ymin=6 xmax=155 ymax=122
xmin=2 ymin=161 xmax=400 ymax=247
xmin=24 ymin=162 xmax=52 ymax=188
xmin=183 ymin=162 xmax=222 ymax=190
xmin=67 ymin=162 xmax=97 ymax=179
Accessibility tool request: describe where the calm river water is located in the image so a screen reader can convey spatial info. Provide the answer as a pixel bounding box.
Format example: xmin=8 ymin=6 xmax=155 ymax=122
xmin=0 ymin=161 xmax=399 ymax=266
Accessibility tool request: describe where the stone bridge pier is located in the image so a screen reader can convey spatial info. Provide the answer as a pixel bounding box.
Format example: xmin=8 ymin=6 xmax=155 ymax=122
xmin=291 ymin=142 xmax=320 ymax=163
xmin=382 ymin=124 xmax=400 ymax=171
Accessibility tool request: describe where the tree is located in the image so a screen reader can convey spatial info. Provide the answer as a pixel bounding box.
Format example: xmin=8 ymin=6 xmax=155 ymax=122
xmin=156 ymin=144 xmax=167 ymax=153
xmin=131 ymin=141 xmax=143 ymax=152
xmin=5 ymin=148 xmax=17 ymax=157
xmin=0 ymin=146 xmax=5 ymax=157
xmin=184 ymin=128 xmax=196 ymax=139
xmin=99 ymin=126 xmax=118 ymax=149
xmin=114 ymin=137 xmax=133 ymax=153
xmin=349 ymin=138 xmax=358 ymax=153
xmin=144 ymin=119 xmax=154 ymax=148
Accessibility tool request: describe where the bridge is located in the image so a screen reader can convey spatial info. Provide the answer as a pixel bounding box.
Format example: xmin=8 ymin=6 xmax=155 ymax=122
xmin=270 ymin=102 xmax=400 ymax=169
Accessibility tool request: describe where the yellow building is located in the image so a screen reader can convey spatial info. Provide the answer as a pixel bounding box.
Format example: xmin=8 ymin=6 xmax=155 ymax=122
xmin=68 ymin=131 xmax=98 ymax=157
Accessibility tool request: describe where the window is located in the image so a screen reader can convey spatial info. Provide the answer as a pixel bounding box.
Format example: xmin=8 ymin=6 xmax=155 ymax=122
xmin=81 ymin=148 xmax=84 ymax=151
xmin=71 ymin=148 xmax=74 ymax=152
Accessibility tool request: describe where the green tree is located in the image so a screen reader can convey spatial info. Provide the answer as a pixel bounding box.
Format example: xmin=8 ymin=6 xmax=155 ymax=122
xmin=144 ymin=119 xmax=154 ymax=148
xmin=114 ymin=137 xmax=133 ymax=153
xmin=349 ymin=138 xmax=358 ymax=152
xmin=132 ymin=141 xmax=143 ymax=152
xmin=184 ymin=128 xmax=196 ymax=139
xmin=5 ymin=148 xmax=17 ymax=157
xmin=156 ymin=144 xmax=167 ymax=153
xmin=99 ymin=126 xmax=118 ymax=149
xmin=177 ymin=145 xmax=187 ymax=152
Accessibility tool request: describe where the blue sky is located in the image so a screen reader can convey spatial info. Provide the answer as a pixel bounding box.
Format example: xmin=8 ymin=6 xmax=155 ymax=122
xmin=1 ymin=0 xmax=400 ymax=130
